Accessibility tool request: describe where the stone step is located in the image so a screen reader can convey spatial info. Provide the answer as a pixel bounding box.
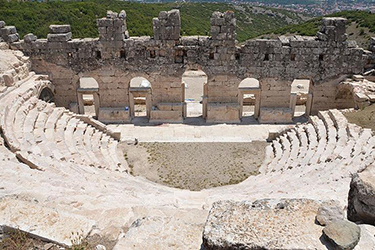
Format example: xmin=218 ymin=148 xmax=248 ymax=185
xmin=309 ymin=116 xmax=327 ymax=165
xmin=317 ymin=111 xmax=337 ymax=163
xmin=55 ymin=112 xmax=75 ymax=162
xmin=83 ymin=125 xmax=104 ymax=168
xmin=277 ymin=134 xmax=291 ymax=171
xmin=90 ymin=130 xmax=108 ymax=168
xmin=260 ymin=144 xmax=274 ymax=173
xmin=74 ymin=121 xmax=95 ymax=167
xmin=4 ymin=91 xmax=33 ymax=151
xmin=300 ymin=124 xmax=318 ymax=166
xmin=22 ymin=101 xmax=47 ymax=155
xmin=64 ymin=117 xmax=80 ymax=156
xmin=286 ymin=130 xmax=299 ymax=168
xmin=294 ymin=126 xmax=308 ymax=159
xmin=100 ymin=135 xmax=118 ymax=171
xmin=15 ymin=97 xmax=38 ymax=145
xmin=328 ymin=109 xmax=348 ymax=157
xmin=349 ymin=129 xmax=374 ymax=169
xmin=339 ymin=123 xmax=363 ymax=160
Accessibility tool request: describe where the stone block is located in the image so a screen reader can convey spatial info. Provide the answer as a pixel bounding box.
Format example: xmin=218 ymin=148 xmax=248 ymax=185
xmin=49 ymin=25 xmax=71 ymax=34
xmin=47 ymin=32 xmax=72 ymax=42
xmin=107 ymin=10 xmax=118 ymax=19
xmin=23 ymin=33 xmax=37 ymax=43
xmin=98 ymin=107 xmax=130 ymax=123
xmin=1 ymin=26 xmax=16 ymax=36
xmin=203 ymin=199 xmax=325 ymax=249
xmin=206 ymin=103 xmax=240 ymax=123
xmin=97 ymin=18 xmax=113 ymax=27
xmin=0 ymin=21 xmax=5 ymax=29
xmin=7 ymin=33 xmax=19 ymax=43
xmin=119 ymin=10 xmax=126 ymax=19
xmin=259 ymin=107 xmax=293 ymax=123
xmin=150 ymin=110 xmax=183 ymax=123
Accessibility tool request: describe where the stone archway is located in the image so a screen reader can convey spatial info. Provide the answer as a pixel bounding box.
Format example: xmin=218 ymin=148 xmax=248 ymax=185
xmin=38 ymin=87 xmax=55 ymax=103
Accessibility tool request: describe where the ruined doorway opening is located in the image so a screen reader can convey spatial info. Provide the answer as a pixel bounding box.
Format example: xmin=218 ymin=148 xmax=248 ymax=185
xmin=242 ymin=93 xmax=255 ymax=117
xmin=182 ymin=69 xmax=207 ymax=118
xmin=134 ymin=93 xmax=147 ymax=117
xmin=129 ymin=77 xmax=152 ymax=121
xmin=290 ymin=79 xmax=312 ymax=118
xmin=82 ymin=94 xmax=96 ymax=116
xmin=77 ymin=77 xmax=100 ymax=118
xmin=238 ymin=78 xmax=261 ymax=121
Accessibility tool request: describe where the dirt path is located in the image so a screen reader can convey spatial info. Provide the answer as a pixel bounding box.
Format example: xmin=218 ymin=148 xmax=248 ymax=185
xmin=123 ymin=142 xmax=268 ymax=191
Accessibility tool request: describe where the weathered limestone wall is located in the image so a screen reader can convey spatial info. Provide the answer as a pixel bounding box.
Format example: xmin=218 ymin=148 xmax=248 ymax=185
xmin=3 ymin=10 xmax=369 ymax=122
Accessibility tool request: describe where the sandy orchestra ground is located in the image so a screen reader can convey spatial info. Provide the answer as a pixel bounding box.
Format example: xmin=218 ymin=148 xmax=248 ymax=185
xmin=124 ymin=141 xmax=268 ymax=191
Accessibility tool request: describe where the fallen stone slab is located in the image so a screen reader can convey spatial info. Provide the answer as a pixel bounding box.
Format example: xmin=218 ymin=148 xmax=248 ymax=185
xmin=203 ymin=199 xmax=325 ymax=249
xmin=348 ymin=167 xmax=375 ymax=225
xmin=0 ymin=197 xmax=95 ymax=247
xmin=323 ymin=219 xmax=361 ymax=249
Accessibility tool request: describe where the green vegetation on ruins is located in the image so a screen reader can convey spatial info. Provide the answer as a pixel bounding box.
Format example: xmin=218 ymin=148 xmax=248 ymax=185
xmin=0 ymin=0 xmax=307 ymax=42
xmin=264 ymin=10 xmax=375 ymax=48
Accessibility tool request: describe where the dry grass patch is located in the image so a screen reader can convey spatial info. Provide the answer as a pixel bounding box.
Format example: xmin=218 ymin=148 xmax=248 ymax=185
xmin=344 ymin=104 xmax=375 ymax=132
xmin=124 ymin=142 xmax=268 ymax=191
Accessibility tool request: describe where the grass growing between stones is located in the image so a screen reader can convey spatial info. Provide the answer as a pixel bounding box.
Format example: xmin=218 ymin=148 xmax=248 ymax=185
xmin=124 ymin=142 xmax=268 ymax=191
xmin=344 ymin=104 xmax=375 ymax=132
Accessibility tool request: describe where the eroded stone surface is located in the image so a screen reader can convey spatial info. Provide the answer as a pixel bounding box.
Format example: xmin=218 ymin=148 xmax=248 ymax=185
xmin=203 ymin=199 xmax=325 ymax=249
xmin=0 ymin=197 xmax=95 ymax=247
xmin=113 ymin=209 xmax=208 ymax=250
xmin=316 ymin=200 xmax=345 ymax=226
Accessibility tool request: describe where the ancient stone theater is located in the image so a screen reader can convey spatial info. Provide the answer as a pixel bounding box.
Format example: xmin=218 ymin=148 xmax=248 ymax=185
xmin=0 ymin=9 xmax=375 ymax=249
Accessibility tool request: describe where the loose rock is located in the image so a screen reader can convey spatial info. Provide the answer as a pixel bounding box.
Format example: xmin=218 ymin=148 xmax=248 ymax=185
xmin=323 ymin=219 xmax=361 ymax=250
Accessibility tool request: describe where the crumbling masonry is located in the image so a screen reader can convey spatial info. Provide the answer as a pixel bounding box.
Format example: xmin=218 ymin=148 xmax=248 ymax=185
xmin=1 ymin=10 xmax=370 ymax=123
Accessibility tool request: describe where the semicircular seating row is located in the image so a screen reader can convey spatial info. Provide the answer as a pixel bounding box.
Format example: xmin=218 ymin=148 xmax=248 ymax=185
xmin=0 ymin=74 xmax=128 ymax=173
xmin=261 ymin=109 xmax=375 ymax=175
